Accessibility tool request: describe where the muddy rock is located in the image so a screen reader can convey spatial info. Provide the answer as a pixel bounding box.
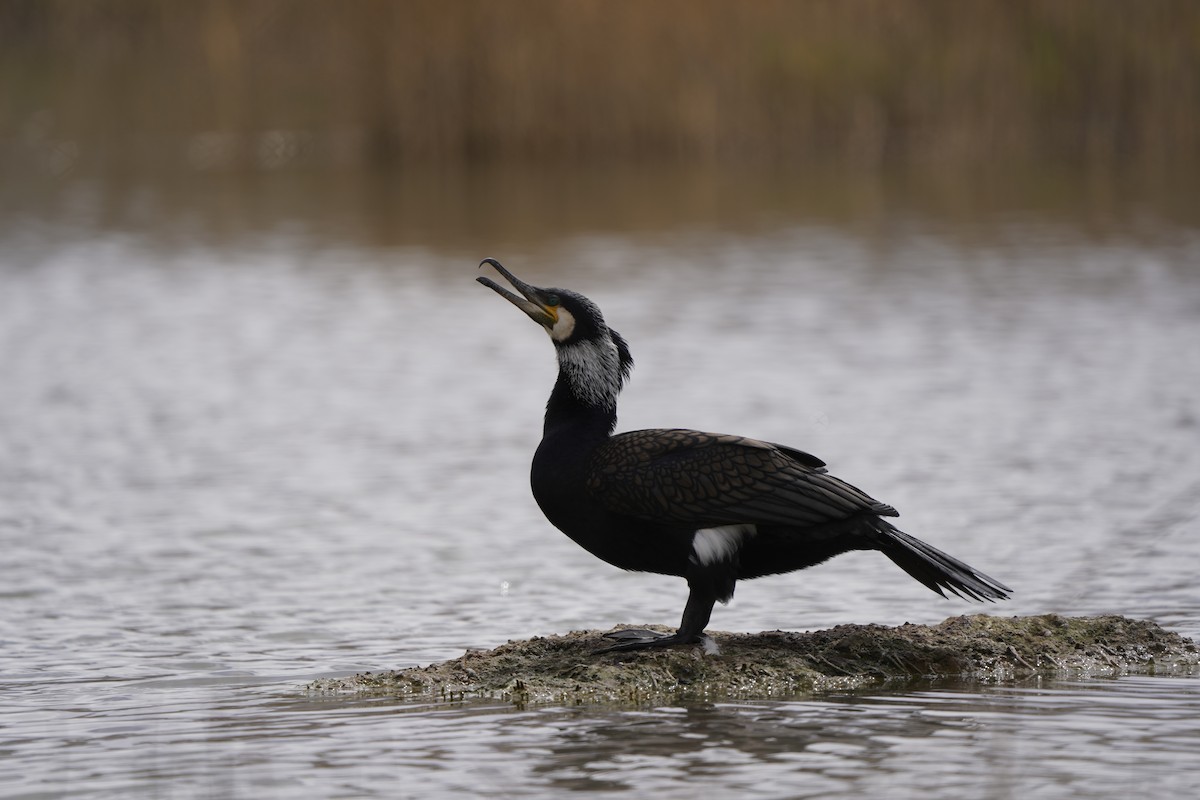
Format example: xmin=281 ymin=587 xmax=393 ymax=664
xmin=307 ymin=614 xmax=1199 ymax=705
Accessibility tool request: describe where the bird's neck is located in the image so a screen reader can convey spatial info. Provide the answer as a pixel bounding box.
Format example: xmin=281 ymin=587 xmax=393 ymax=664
xmin=543 ymin=372 xmax=618 ymax=441
xmin=542 ymin=339 xmax=623 ymax=440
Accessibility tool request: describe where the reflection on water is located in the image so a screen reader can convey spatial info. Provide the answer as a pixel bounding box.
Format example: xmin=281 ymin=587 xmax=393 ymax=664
xmin=5 ymin=161 xmax=1199 ymax=256
xmin=2 ymin=172 xmax=1200 ymax=796
xmin=520 ymin=678 xmax=1200 ymax=797
xmin=7 ymin=673 xmax=1198 ymax=798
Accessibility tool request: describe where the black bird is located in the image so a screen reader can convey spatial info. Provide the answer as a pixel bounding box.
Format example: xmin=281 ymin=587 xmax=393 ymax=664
xmin=477 ymin=258 xmax=1010 ymax=652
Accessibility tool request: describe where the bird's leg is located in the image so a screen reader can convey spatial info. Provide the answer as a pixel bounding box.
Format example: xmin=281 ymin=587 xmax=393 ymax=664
xmin=596 ymin=583 xmax=718 ymax=654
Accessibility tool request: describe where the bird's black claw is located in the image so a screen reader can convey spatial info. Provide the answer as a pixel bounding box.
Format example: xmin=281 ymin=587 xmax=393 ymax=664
xmin=603 ymin=628 xmax=669 ymax=642
xmin=594 ymin=635 xmax=682 ymax=654
xmin=595 ymin=629 xmax=717 ymax=654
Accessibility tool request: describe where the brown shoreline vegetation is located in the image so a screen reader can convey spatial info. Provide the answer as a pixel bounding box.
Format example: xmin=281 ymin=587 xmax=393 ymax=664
xmin=3 ymin=1 xmax=1198 ymax=177
xmin=307 ymin=615 xmax=1200 ymax=705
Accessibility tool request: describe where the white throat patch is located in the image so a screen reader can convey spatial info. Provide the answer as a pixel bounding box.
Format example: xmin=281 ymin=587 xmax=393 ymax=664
xmin=691 ymin=525 xmax=756 ymax=567
xmin=556 ymin=335 xmax=623 ymax=410
xmin=548 ymin=308 xmax=576 ymax=343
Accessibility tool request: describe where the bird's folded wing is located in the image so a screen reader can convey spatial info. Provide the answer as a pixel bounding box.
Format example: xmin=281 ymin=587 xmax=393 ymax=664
xmin=586 ymin=429 xmax=897 ymax=527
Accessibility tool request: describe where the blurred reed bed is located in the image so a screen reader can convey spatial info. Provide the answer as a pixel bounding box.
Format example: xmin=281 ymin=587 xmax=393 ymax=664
xmin=2 ymin=0 xmax=1198 ymax=180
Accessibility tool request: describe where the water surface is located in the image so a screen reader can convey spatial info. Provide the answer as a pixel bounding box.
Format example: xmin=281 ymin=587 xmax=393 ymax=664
xmin=2 ymin=174 xmax=1199 ymax=797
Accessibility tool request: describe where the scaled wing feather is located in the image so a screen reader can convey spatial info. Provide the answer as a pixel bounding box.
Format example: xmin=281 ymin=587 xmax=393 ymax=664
xmin=586 ymin=429 xmax=895 ymax=527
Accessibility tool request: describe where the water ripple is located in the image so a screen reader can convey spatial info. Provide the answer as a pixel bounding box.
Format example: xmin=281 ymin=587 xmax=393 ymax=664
xmin=2 ymin=226 xmax=1200 ymax=797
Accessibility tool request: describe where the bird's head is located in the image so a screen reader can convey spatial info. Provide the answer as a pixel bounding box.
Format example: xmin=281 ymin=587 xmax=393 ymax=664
xmin=477 ymin=258 xmax=602 ymax=346
xmin=478 ymin=258 xmax=633 ymax=409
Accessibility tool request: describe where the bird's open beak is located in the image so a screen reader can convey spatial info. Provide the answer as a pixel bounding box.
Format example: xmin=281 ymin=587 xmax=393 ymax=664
xmin=477 ymin=258 xmax=559 ymax=326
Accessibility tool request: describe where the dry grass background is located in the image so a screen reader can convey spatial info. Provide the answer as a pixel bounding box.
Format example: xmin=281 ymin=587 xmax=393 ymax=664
xmin=3 ymin=0 xmax=1198 ymax=178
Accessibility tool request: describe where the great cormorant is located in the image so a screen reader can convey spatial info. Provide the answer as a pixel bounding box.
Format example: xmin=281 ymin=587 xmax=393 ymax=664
xmin=478 ymin=258 xmax=1010 ymax=652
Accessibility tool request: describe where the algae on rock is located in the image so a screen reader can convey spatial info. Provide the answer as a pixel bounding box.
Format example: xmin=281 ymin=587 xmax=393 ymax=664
xmin=308 ymin=614 xmax=1199 ymax=705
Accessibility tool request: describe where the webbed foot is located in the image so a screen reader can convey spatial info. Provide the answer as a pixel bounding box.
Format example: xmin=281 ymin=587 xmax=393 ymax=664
xmin=595 ymin=628 xmax=718 ymax=654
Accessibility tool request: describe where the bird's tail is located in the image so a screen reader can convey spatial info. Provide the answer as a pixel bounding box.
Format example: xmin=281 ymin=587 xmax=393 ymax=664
xmin=871 ymin=522 xmax=1011 ymax=602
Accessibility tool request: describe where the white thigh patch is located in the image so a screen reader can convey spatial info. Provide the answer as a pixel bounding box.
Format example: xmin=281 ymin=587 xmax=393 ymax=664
xmin=691 ymin=524 xmax=756 ymax=566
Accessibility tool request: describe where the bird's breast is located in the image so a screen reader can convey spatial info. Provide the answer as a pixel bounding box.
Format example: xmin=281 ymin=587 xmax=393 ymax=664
xmin=530 ymin=436 xmax=692 ymax=576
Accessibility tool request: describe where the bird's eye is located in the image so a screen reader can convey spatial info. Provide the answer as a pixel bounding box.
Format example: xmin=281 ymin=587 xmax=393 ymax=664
xmin=544 ymin=294 xmax=560 ymax=307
